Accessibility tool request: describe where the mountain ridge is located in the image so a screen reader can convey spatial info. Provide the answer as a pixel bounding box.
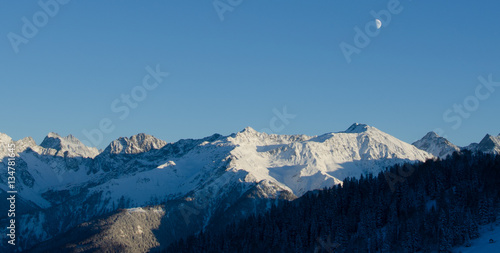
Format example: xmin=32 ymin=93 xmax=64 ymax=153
xmin=0 ymin=124 xmax=496 ymax=252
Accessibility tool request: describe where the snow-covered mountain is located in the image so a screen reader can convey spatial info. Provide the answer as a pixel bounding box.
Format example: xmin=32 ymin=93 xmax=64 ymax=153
xmin=462 ymin=134 xmax=500 ymax=155
xmin=413 ymin=131 xmax=500 ymax=158
xmin=227 ymin=123 xmax=432 ymax=196
xmin=474 ymin=134 xmax=500 ymax=154
xmin=104 ymin=133 xmax=167 ymax=154
xmin=0 ymin=133 xmax=42 ymax=158
xmin=412 ymin=131 xmax=460 ymax=158
xmin=39 ymin=132 xmax=100 ymax=158
xmin=0 ymin=124 xmax=435 ymax=251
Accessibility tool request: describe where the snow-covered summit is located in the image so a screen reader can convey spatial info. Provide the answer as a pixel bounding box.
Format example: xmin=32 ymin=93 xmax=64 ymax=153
xmin=241 ymin=126 xmax=259 ymax=134
xmin=225 ymin=123 xmax=434 ymax=196
xmin=342 ymin=123 xmax=372 ymax=133
xmin=0 ymin=132 xmax=14 ymax=158
xmin=47 ymin=132 xmax=62 ymax=138
xmin=0 ymin=133 xmax=42 ymax=157
xmin=423 ymin=131 xmax=439 ymax=139
xmin=0 ymin=132 xmax=12 ymax=143
xmin=412 ymin=131 xmax=460 ymax=158
xmin=475 ymin=134 xmax=500 ymax=154
xmin=16 ymin=136 xmax=40 ymax=153
xmin=104 ymin=133 xmax=167 ymax=154
xmin=40 ymin=132 xmax=100 ymax=158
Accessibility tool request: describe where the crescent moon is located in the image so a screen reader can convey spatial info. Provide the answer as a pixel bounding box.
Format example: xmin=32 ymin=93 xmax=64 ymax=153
xmin=375 ymin=19 xmax=382 ymax=29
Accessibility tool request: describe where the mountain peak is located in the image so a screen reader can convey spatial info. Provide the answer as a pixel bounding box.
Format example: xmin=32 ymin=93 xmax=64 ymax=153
xmin=241 ymin=126 xmax=258 ymax=133
xmin=479 ymin=134 xmax=499 ymax=145
xmin=40 ymin=133 xmax=99 ymax=158
xmin=16 ymin=136 xmax=38 ymax=153
xmin=47 ymin=132 xmax=61 ymax=138
xmin=413 ymin=132 xmax=459 ymax=158
xmin=476 ymin=134 xmax=500 ymax=154
xmin=423 ymin=131 xmax=440 ymax=139
xmin=343 ymin=123 xmax=371 ymax=133
xmin=0 ymin=132 xmax=12 ymax=142
xmin=40 ymin=134 xmax=63 ymax=150
xmin=0 ymin=133 xmax=14 ymax=158
xmin=129 ymin=133 xmax=155 ymax=144
xmin=233 ymin=127 xmax=263 ymax=138
xmin=133 ymin=133 xmax=148 ymax=138
xmin=105 ymin=133 xmax=167 ymax=154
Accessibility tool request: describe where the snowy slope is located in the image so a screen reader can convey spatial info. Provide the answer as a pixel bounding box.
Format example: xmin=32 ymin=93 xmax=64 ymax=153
xmin=413 ymin=132 xmax=460 ymax=158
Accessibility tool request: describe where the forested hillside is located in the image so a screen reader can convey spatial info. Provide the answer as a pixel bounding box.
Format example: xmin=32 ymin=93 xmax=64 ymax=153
xmin=168 ymin=152 xmax=500 ymax=252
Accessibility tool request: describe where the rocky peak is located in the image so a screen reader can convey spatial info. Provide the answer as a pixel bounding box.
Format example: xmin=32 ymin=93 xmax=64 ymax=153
xmin=412 ymin=132 xmax=460 ymax=158
xmin=105 ymin=133 xmax=167 ymax=154
xmin=16 ymin=137 xmax=39 ymax=153
xmin=343 ymin=123 xmax=371 ymax=133
xmin=476 ymin=134 xmax=500 ymax=154
xmin=40 ymin=132 xmax=100 ymax=158
xmin=423 ymin=131 xmax=439 ymax=139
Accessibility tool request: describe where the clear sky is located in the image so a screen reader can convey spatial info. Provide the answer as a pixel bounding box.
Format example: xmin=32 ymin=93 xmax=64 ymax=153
xmin=1 ymin=0 xmax=499 ymax=149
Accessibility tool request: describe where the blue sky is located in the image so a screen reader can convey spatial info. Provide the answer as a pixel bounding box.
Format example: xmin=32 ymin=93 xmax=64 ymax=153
xmin=1 ymin=0 xmax=499 ymax=148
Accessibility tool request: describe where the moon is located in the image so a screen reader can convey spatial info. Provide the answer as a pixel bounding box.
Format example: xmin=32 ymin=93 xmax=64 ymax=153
xmin=375 ymin=19 xmax=382 ymax=29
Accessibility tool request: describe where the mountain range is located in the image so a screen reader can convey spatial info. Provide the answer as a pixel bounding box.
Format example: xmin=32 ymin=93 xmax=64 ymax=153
xmin=0 ymin=123 xmax=498 ymax=252
xmin=412 ymin=131 xmax=500 ymax=158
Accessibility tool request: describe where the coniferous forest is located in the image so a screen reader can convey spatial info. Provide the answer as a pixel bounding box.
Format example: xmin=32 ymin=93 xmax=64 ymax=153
xmin=167 ymin=152 xmax=500 ymax=252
